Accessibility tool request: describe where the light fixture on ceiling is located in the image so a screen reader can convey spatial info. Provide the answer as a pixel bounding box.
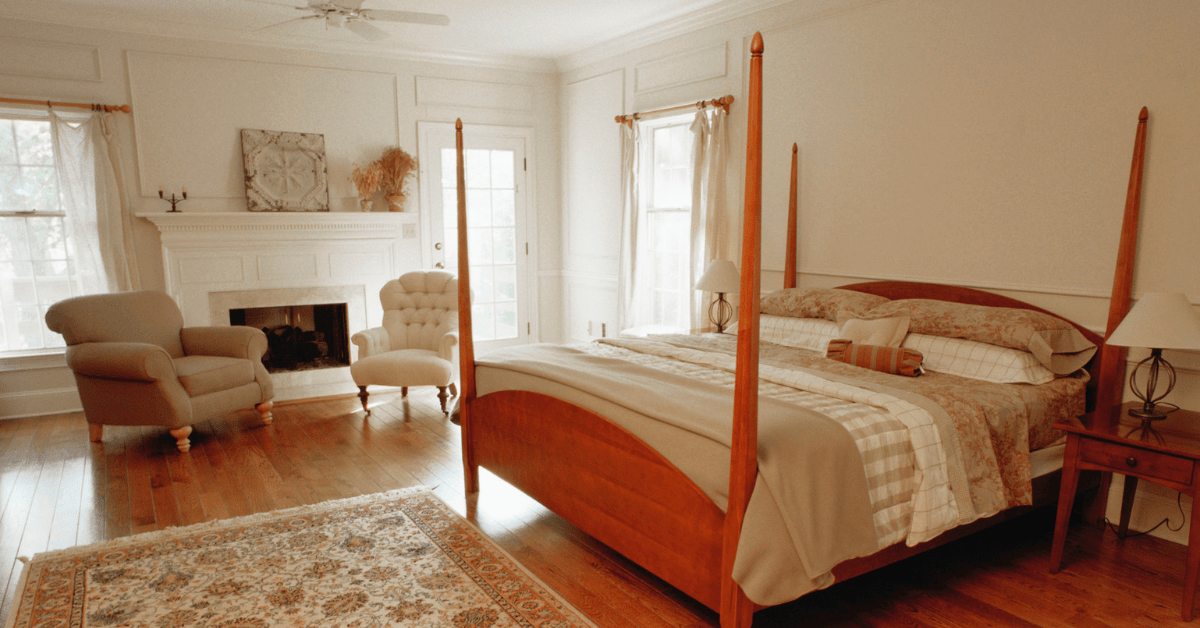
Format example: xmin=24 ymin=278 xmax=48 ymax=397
xmin=260 ymin=0 xmax=450 ymax=41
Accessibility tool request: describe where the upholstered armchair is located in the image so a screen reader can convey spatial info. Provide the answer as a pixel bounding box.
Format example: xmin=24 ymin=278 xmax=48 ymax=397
xmin=351 ymin=270 xmax=459 ymax=414
xmin=44 ymin=290 xmax=275 ymax=453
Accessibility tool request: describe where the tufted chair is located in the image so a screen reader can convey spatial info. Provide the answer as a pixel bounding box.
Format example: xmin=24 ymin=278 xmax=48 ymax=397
xmin=45 ymin=290 xmax=275 ymax=453
xmin=351 ymin=270 xmax=459 ymax=414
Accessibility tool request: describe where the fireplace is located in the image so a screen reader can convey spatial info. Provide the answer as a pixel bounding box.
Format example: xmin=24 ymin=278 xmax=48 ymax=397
xmin=230 ymin=303 xmax=350 ymax=373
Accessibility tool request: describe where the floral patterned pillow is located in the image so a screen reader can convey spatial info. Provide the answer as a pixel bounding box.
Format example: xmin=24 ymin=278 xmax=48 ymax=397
xmin=760 ymin=288 xmax=889 ymax=322
xmin=865 ymin=299 xmax=1097 ymax=375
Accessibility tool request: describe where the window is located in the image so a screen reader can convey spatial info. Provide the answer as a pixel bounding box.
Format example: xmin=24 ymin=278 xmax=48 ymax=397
xmin=0 ymin=115 xmax=72 ymax=352
xmin=637 ymin=115 xmax=694 ymax=332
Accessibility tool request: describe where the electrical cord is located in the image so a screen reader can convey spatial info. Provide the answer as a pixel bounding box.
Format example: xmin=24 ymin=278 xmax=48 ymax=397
xmin=1103 ymin=491 xmax=1186 ymax=538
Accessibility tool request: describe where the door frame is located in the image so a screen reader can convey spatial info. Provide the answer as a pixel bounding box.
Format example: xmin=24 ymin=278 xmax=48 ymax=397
xmin=416 ymin=121 xmax=540 ymax=343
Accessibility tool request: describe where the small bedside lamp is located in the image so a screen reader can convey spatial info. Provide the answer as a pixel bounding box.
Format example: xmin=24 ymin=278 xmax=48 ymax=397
xmin=695 ymin=260 xmax=740 ymax=333
xmin=1106 ymin=292 xmax=1200 ymax=440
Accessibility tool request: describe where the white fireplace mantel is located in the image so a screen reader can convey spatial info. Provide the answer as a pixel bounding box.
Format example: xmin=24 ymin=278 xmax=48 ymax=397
xmin=139 ymin=211 xmax=419 ymax=400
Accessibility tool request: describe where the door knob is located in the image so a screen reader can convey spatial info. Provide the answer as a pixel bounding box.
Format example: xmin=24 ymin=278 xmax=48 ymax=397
xmin=434 ymin=242 xmax=443 ymax=250
xmin=434 ymin=262 xmax=444 ymax=269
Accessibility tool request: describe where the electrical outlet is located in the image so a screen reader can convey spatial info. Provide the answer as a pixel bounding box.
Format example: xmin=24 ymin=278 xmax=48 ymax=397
xmin=402 ymin=223 xmax=417 ymax=239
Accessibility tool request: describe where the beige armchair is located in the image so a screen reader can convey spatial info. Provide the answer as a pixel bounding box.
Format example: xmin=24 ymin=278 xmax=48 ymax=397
xmin=45 ymin=290 xmax=274 ymax=452
xmin=351 ymin=270 xmax=459 ymax=414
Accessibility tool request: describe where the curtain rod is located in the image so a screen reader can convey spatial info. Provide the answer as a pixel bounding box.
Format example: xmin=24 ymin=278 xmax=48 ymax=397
xmin=614 ymin=95 xmax=733 ymax=128
xmin=0 ymin=96 xmax=131 ymax=114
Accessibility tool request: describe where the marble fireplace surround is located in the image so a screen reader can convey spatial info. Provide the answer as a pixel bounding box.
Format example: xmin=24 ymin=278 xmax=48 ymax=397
xmin=139 ymin=212 xmax=416 ymax=400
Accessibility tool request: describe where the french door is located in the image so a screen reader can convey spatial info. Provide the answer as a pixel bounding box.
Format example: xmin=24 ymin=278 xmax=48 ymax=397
xmin=418 ymin=122 xmax=534 ymax=352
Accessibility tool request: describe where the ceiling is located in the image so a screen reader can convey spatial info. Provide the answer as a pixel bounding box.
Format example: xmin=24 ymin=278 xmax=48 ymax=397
xmin=1 ymin=0 xmax=787 ymax=71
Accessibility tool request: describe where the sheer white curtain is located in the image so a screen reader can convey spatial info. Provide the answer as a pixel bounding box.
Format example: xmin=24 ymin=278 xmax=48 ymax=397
xmin=616 ymin=121 xmax=641 ymax=332
xmin=688 ymin=107 xmax=730 ymax=330
xmin=50 ymin=110 xmax=138 ymax=294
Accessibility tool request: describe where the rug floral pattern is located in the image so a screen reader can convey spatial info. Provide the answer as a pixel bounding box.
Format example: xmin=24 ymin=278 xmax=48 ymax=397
xmin=9 ymin=488 xmax=594 ymax=628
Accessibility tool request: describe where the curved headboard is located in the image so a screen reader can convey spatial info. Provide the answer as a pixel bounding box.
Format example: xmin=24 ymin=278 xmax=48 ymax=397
xmin=838 ymin=280 xmax=1104 ymax=409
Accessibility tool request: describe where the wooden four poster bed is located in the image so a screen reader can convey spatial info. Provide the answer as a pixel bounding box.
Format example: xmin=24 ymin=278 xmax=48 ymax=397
xmin=451 ymin=33 xmax=1148 ymax=628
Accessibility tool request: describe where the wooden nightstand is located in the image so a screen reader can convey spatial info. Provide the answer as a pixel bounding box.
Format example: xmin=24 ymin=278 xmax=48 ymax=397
xmin=1050 ymin=401 xmax=1200 ymax=620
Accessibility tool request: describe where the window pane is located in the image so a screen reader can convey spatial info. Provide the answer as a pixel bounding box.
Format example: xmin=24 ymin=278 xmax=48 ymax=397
xmin=23 ymin=166 xmax=59 ymax=212
xmin=492 ymin=190 xmax=515 ymax=227
xmin=0 ymin=166 xmax=24 ymax=210
xmin=442 ymin=188 xmax=459 ymax=228
xmin=473 ymin=304 xmax=495 ymax=341
xmin=3 ymin=305 xmax=42 ymax=351
xmin=491 ymin=151 xmax=514 ymax=189
xmin=0 ymin=121 xmax=16 ymax=165
xmin=467 ymin=189 xmax=492 ymax=227
xmin=467 ymin=227 xmax=493 ymax=265
xmin=495 ymin=302 xmax=517 ymax=340
xmin=466 ymin=149 xmax=490 ymax=188
xmin=471 ymin=265 xmax=494 ymax=304
xmin=40 ymin=306 xmax=65 ymax=348
xmin=494 ymin=264 xmax=516 ymax=302
xmin=0 ymin=218 xmax=31 ymax=261
xmin=28 ymin=217 xmax=67 ymax=261
xmin=493 ymin=228 xmax=516 ymax=264
xmin=15 ymin=121 xmax=53 ymax=165
xmin=440 ymin=148 xmax=456 ymax=187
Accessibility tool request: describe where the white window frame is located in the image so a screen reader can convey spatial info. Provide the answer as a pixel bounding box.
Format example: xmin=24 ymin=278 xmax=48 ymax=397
xmin=634 ymin=113 xmax=694 ymax=333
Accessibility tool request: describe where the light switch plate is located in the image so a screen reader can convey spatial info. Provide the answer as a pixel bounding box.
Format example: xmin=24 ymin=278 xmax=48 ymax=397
xmin=402 ymin=223 xmax=417 ymax=239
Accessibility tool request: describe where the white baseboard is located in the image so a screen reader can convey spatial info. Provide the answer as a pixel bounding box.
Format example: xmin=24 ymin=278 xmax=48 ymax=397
xmin=0 ymin=387 xmax=82 ymax=420
xmin=1104 ymin=474 xmax=1190 ymax=546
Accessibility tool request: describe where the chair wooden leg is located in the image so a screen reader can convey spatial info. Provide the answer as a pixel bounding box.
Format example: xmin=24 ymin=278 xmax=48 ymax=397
xmin=169 ymin=425 xmax=193 ymax=453
xmin=88 ymin=423 xmax=103 ymax=443
xmin=450 ymin=382 xmax=458 ymax=397
xmin=358 ymin=386 xmax=370 ymax=415
xmin=438 ymin=386 xmax=449 ymax=414
xmin=401 ymin=386 xmax=408 ymax=398
xmin=256 ymin=400 xmax=274 ymax=425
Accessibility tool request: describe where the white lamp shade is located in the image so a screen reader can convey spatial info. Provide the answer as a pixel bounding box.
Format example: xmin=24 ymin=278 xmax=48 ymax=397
xmin=695 ymin=260 xmax=740 ymax=294
xmin=1106 ymin=292 xmax=1200 ymax=350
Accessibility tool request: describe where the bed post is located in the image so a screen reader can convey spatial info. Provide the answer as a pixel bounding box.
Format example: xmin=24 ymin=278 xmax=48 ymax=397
xmin=721 ymin=31 xmax=764 ymax=628
xmin=455 ymin=119 xmax=480 ymax=494
xmin=1093 ymin=106 xmax=1148 ymax=423
xmin=783 ymin=143 xmax=798 ymax=289
xmin=1082 ymin=107 xmax=1148 ymax=523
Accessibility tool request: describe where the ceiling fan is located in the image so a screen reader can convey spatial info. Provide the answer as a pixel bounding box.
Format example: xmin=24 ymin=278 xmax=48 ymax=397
xmin=262 ymin=1 xmax=450 ymax=41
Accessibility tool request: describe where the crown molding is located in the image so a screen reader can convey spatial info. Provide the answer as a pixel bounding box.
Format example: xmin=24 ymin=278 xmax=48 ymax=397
xmin=0 ymin=4 xmax=558 ymax=74
xmin=555 ymin=0 xmax=795 ymax=73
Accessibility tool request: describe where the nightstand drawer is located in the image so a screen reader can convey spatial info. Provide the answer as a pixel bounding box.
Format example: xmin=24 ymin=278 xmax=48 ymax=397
xmin=1080 ymin=439 xmax=1195 ymax=485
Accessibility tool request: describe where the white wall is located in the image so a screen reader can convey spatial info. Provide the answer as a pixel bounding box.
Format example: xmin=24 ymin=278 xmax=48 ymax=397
xmin=558 ymin=0 xmax=1200 ymax=539
xmin=0 ymin=17 xmax=561 ymax=417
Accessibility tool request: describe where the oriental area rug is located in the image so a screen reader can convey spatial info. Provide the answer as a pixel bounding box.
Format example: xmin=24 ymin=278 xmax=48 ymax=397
xmin=5 ymin=487 xmax=596 ymax=628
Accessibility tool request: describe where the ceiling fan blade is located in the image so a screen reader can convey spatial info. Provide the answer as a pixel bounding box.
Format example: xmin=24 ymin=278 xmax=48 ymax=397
xmin=332 ymin=0 xmax=367 ymax=9
xmin=257 ymin=15 xmax=320 ymax=32
xmin=363 ymin=9 xmax=450 ymax=26
xmin=345 ymin=19 xmax=390 ymax=41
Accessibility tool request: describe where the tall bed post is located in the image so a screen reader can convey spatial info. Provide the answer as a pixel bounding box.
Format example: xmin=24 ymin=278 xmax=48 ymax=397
xmin=455 ymin=118 xmax=480 ymax=494
xmin=720 ymin=31 xmax=764 ymax=628
xmin=783 ymin=143 xmax=798 ymax=289
xmin=1094 ymin=106 xmax=1149 ymax=423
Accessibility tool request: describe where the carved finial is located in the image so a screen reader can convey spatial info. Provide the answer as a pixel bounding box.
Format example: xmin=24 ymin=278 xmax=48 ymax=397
xmin=751 ymin=32 xmax=764 ymax=55
xmin=455 ymin=118 xmax=463 ymax=130
xmin=792 ymin=143 xmax=798 ymax=153
xmin=1139 ymin=106 xmax=1148 ymax=121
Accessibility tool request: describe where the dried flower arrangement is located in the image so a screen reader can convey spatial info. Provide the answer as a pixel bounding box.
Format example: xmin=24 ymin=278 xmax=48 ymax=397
xmin=349 ymin=161 xmax=383 ymax=197
xmin=378 ymin=147 xmax=418 ymax=197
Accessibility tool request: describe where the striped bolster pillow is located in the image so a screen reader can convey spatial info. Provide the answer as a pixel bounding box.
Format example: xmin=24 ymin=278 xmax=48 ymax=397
xmin=826 ymin=339 xmax=923 ymax=377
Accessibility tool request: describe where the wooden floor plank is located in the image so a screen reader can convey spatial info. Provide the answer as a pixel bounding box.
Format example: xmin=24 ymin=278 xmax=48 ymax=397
xmin=102 ymin=425 xmax=131 ymax=540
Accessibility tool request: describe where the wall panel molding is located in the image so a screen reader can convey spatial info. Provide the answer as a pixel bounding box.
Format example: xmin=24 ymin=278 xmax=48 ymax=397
xmin=0 ymin=38 xmax=101 ymax=82
xmin=634 ymin=42 xmax=727 ymax=94
xmin=415 ymin=76 xmax=534 ymax=112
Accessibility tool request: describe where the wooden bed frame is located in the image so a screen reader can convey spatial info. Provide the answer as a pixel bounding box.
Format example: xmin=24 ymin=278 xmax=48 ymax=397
xmin=453 ymin=33 xmax=1148 ymax=628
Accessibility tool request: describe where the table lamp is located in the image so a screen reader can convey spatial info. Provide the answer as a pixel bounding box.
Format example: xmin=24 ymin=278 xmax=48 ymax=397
xmin=1105 ymin=292 xmax=1200 ymax=440
xmin=695 ymin=260 xmax=740 ymax=333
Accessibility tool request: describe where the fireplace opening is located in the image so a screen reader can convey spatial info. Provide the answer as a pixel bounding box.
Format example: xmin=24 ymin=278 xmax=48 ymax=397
xmin=230 ymin=303 xmax=350 ymax=373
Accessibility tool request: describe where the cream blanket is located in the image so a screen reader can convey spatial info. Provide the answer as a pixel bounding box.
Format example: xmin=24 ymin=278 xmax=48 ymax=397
xmin=474 ymin=338 xmax=978 ymax=604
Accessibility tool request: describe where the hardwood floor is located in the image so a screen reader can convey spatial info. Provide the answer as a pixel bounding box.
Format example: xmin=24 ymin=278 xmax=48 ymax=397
xmin=0 ymin=389 xmax=1194 ymax=627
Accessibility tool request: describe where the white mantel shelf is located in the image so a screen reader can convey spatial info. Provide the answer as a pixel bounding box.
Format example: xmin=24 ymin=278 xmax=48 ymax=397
xmin=138 ymin=211 xmax=415 ymax=238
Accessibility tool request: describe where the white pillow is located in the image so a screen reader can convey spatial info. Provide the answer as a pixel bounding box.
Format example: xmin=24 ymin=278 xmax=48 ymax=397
xmin=902 ymin=333 xmax=1055 ymax=384
xmin=757 ymin=315 xmax=839 ymax=352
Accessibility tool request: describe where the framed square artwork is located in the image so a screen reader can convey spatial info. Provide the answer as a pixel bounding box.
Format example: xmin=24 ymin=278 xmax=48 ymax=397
xmin=241 ymin=129 xmax=330 ymax=212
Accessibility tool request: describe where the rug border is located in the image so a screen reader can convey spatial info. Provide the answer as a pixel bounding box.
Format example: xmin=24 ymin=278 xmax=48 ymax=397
xmin=4 ymin=485 xmax=600 ymax=628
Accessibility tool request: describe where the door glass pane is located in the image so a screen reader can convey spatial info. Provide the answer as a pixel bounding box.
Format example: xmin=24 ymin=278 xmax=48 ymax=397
xmin=492 ymin=190 xmax=515 ymax=226
xmin=493 ymin=228 xmax=515 ymax=264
